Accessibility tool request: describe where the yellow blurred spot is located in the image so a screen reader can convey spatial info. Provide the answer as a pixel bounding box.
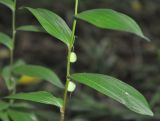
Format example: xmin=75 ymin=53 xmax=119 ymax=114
xmin=17 ymin=75 xmax=41 ymax=85
xmin=131 ymin=0 xmax=142 ymax=12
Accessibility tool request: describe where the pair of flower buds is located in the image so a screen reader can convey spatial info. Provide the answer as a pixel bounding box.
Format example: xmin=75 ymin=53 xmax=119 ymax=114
xmin=67 ymin=52 xmax=77 ymax=92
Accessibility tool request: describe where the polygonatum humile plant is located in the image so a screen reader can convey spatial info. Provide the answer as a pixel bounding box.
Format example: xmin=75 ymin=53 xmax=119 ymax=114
xmin=0 ymin=0 xmax=154 ymax=121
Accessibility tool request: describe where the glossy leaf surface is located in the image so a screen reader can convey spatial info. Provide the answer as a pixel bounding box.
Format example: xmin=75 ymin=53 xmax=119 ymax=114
xmin=13 ymin=64 xmax=64 ymax=88
xmin=17 ymin=25 xmax=46 ymax=33
xmin=0 ymin=111 xmax=9 ymax=121
xmin=25 ymin=7 xmax=72 ymax=46
xmin=0 ymin=0 xmax=14 ymax=10
xmin=71 ymin=73 xmax=153 ymax=116
xmin=8 ymin=110 xmax=38 ymax=121
xmin=1 ymin=66 xmax=13 ymax=90
xmin=76 ymin=9 xmax=149 ymax=41
xmin=0 ymin=101 xmax=9 ymax=111
xmin=6 ymin=91 xmax=63 ymax=108
xmin=0 ymin=32 xmax=13 ymax=50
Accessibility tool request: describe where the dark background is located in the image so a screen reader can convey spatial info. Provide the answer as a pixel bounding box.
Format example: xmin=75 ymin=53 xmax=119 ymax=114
xmin=0 ymin=0 xmax=160 ymax=121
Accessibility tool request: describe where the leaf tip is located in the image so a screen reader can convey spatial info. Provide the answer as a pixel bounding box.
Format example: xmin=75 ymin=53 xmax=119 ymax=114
xmin=146 ymin=109 xmax=154 ymax=117
xmin=19 ymin=6 xmax=25 ymax=10
xmin=144 ymin=36 xmax=151 ymax=42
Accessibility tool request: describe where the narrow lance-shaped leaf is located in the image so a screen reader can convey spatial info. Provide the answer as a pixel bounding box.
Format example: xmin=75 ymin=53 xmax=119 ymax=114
xmin=17 ymin=25 xmax=46 ymax=33
xmin=11 ymin=102 xmax=35 ymax=109
xmin=1 ymin=61 xmax=26 ymax=90
xmin=8 ymin=109 xmax=38 ymax=121
xmin=6 ymin=91 xmax=63 ymax=108
xmin=1 ymin=60 xmax=26 ymax=90
xmin=0 ymin=101 xmax=9 ymax=111
xmin=12 ymin=60 xmax=26 ymax=68
xmin=0 ymin=32 xmax=13 ymax=50
xmin=0 ymin=111 xmax=9 ymax=121
xmin=25 ymin=7 xmax=72 ymax=46
xmin=1 ymin=66 xmax=14 ymax=90
xmin=13 ymin=64 xmax=64 ymax=88
xmin=76 ymin=9 xmax=149 ymax=41
xmin=71 ymin=73 xmax=153 ymax=116
xmin=0 ymin=0 xmax=14 ymax=11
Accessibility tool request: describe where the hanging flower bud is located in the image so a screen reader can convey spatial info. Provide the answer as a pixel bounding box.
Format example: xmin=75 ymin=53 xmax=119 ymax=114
xmin=67 ymin=81 xmax=76 ymax=92
xmin=70 ymin=52 xmax=77 ymax=63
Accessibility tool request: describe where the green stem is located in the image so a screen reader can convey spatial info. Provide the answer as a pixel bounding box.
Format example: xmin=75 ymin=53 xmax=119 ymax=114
xmin=60 ymin=47 xmax=71 ymax=121
xmin=9 ymin=0 xmax=17 ymax=104
xmin=60 ymin=0 xmax=79 ymax=121
xmin=10 ymin=0 xmax=17 ymax=66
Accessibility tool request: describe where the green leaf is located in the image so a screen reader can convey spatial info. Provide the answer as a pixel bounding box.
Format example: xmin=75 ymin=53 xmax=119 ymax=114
xmin=25 ymin=7 xmax=72 ymax=46
xmin=0 ymin=101 xmax=9 ymax=111
xmin=36 ymin=110 xmax=59 ymax=121
xmin=1 ymin=66 xmax=14 ymax=90
xmin=71 ymin=73 xmax=153 ymax=116
xmin=12 ymin=102 xmax=35 ymax=109
xmin=1 ymin=60 xmax=25 ymax=90
xmin=13 ymin=64 xmax=64 ymax=88
xmin=13 ymin=60 xmax=26 ymax=67
xmin=8 ymin=109 xmax=38 ymax=121
xmin=76 ymin=9 xmax=149 ymax=41
xmin=6 ymin=91 xmax=63 ymax=108
xmin=17 ymin=25 xmax=46 ymax=33
xmin=0 ymin=111 xmax=9 ymax=121
xmin=0 ymin=32 xmax=13 ymax=50
xmin=0 ymin=0 xmax=14 ymax=11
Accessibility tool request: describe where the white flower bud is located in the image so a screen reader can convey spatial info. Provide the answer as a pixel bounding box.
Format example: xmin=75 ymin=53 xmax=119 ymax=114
xmin=70 ymin=52 xmax=77 ymax=63
xmin=67 ymin=81 xmax=76 ymax=92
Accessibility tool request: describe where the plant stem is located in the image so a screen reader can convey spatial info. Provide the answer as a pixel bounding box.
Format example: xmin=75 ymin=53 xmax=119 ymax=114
xmin=60 ymin=0 xmax=79 ymax=121
xmin=9 ymin=0 xmax=17 ymax=103
xmin=60 ymin=47 xmax=71 ymax=121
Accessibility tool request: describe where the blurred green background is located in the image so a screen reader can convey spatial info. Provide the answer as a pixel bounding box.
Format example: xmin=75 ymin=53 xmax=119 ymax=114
xmin=0 ymin=0 xmax=160 ymax=121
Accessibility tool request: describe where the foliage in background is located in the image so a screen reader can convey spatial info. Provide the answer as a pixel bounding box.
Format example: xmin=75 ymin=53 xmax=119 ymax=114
xmin=0 ymin=0 xmax=159 ymax=121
